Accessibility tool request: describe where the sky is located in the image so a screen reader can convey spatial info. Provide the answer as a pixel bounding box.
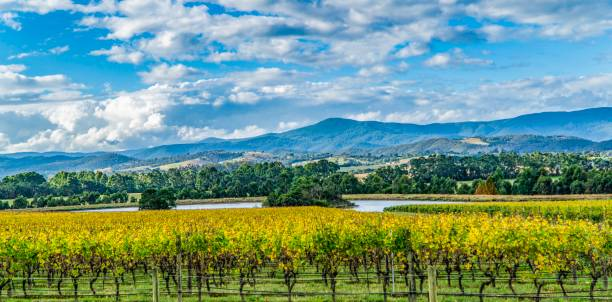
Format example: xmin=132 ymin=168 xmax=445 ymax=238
xmin=0 ymin=0 xmax=612 ymax=152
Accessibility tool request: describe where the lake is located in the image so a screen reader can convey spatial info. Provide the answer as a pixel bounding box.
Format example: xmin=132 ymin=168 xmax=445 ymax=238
xmin=75 ymin=200 xmax=460 ymax=213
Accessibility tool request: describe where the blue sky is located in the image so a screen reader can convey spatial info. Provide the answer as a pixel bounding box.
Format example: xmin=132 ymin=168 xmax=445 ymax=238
xmin=0 ymin=0 xmax=611 ymax=152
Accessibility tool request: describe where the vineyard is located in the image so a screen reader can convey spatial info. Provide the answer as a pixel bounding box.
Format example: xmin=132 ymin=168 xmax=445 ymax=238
xmin=384 ymin=200 xmax=611 ymax=223
xmin=0 ymin=208 xmax=609 ymax=301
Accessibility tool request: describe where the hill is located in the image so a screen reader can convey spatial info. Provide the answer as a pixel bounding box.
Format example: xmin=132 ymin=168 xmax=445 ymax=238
xmin=372 ymin=135 xmax=612 ymax=155
xmin=0 ymin=107 xmax=610 ymax=176
xmin=0 ymin=153 xmax=134 ymax=177
xmin=126 ymin=107 xmax=612 ymax=159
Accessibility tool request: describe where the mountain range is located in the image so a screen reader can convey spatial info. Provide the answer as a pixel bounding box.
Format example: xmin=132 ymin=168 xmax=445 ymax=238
xmin=124 ymin=107 xmax=611 ymax=158
xmin=0 ymin=107 xmax=610 ymax=176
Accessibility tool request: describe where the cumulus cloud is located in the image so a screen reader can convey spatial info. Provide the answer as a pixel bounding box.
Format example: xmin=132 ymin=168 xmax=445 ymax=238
xmin=395 ymin=42 xmax=429 ymax=58
xmin=0 ymin=12 xmax=21 ymax=30
xmin=1 ymin=68 xmax=611 ymax=152
xmin=276 ymin=121 xmax=303 ymax=132
xmin=3 ymin=1 xmax=612 ymax=69
xmin=0 ymin=0 xmax=74 ymax=14
xmin=177 ymin=125 xmax=266 ymax=141
xmin=345 ymin=111 xmax=382 ymax=121
xmin=466 ymin=1 xmax=612 ymax=40
xmin=73 ymin=0 xmax=456 ymax=67
xmin=90 ymin=46 xmax=144 ymax=64
xmin=8 ymin=45 xmax=69 ymax=60
xmin=1 ymin=2 xmax=612 ymax=152
xmin=357 ymin=65 xmax=390 ymax=77
xmin=344 ymin=73 xmax=612 ymax=125
xmin=0 ymin=64 xmax=84 ymax=102
xmin=424 ymin=48 xmax=493 ymax=68
xmin=138 ymin=63 xmax=201 ymax=84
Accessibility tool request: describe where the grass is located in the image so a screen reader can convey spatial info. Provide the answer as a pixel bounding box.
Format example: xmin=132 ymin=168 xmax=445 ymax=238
xmin=0 ymin=265 xmax=607 ymax=301
xmin=384 ymin=200 xmax=612 ymax=223
xmin=178 ymin=196 xmax=266 ymax=205
xmin=343 ymin=193 xmax=612 ymax=202
xmin=21 ymin=202 xmax=140 ymax=212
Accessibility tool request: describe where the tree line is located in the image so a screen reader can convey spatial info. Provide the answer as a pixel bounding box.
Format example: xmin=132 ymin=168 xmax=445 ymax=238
xmin=0 ymin=153 xmax=610 ymax=209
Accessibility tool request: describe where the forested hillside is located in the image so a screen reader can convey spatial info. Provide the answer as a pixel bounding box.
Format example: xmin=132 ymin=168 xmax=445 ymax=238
xmin=1 ymin=153 xmax=610 ymax=209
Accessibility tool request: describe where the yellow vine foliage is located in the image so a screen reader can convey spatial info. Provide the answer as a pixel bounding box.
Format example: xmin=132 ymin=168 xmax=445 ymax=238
xmin=386 ymin=200 xmax=611 ymax=223
xmin=0 ymin=208 xmax=608 ymax=281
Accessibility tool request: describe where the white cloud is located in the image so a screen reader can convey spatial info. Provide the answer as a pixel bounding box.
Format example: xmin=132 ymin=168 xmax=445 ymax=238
xmin=396 ymin=42 xmax=429 ymax=58
xmin=0 ymin=64 xmax=84 ymax=101
xmin=0 ymin=133 xmax=9 ymax=148
xmin=424 ymin=53 xmax=451 ymax=67
xmin=8 ymin=51 xmax=41 ymax=60
xmin=1 ymin=12 xmax=21 ymax=30
xmin=424 ymin=48 xmax=492 ymax=68
xmin=228 ymin=91 xmax=260 ymax=105
xmin=75 ymin=0 xmax=456 ymax=67
xmin=49 ymin=45 xmax=69 ymax=55
xmin=138 ymin=63 xmax=200 ymax=84
xmin=276 ymin=121 xmax=304 ymax=132
xmin=0 ymin=70 xmax=611 ymax=152
xmin=0 ymin=64 xmax=26 ymax=73
xmin=345 ymin=111 xmax=382 ymax=121
xmin=414 ymin=98 xmax=431 ymax=106
xmin=0 ymin=0 xmax=74 ymax=14
xmin=358 ymin=65 xmax=390 ymax=77
xmin=90 ymin=46 xmax=144 ymax=64
xmin=8 ymin=45 xmax=69 ymax=60
xmin=277 ymin=121 xmax=299 ymax=132
xmin=385 ymin=109 xmax=463 ymax=124
xmin=3 ymin=0 xmax=612 ymax=72
xmin=177 ymin=124 xmax=266 ymax=141
xmin=466 ymin=1 xmax=612 ymax=40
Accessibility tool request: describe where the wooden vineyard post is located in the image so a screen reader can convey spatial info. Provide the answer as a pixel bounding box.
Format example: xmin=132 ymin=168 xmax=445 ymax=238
xmin=604 ymin=256 xmax=609 ymax=292
xmin=603 ymin=210 xmax=609 ymax=291
xmin=152 ymin=266 xmax=159 ymax=302
xmin=427 ymin=265 xmax=438 ymax=302
xmin=599 ymin=210 xmax=608 ymax=292
xmin=408 ymin=251 xmax=417 ymax=302
xmin=391 ymin=252 xmax=395 ymax=296
xmin=177 ymin=235 xmax=183 ymax=302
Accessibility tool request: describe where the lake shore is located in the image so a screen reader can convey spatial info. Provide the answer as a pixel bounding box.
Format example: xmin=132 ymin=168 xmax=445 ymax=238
xmin=15 ymin=193 xmax=612 ymax=212
xmin=342 ymin=193 xmax=612 ymax=202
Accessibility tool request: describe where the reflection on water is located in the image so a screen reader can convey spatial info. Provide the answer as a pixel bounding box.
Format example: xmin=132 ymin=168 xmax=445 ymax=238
xmin=75 ymin=200 xmax=459 ymax=213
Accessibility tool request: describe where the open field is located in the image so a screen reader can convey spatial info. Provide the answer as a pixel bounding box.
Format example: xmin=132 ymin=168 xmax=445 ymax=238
xmin=178 ymin=196 xmax=266 ymax=205
xmin=0 ymin=208 xmax=608 ymax=301
xmin=385 ymin=200 xmax=612 ymax=223
xmin=343 ymin=194 xmax=612 ymax=202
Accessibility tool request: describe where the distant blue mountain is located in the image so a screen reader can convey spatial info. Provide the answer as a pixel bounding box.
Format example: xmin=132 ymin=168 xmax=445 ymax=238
xmin=0 ymin=107 xmax=609 ymax=176
xmin=0 ymin=153 xmax=134 ymax=177
xmin=124 ymin=107 xmax=612 ymax=159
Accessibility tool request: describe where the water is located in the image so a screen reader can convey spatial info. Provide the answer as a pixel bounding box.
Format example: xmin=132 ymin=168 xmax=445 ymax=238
xmin=351 ymin=200 xmax=460 ymax=212
xmin=75 ymin=200 xmax=458 ymax=213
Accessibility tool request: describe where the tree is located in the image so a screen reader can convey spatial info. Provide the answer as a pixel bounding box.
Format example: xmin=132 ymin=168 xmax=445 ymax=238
xmin=512 ymin=167 xmax=539 ymax=195
xmin=363 ymin=174 xmax=385 ymax=193
xmin=456 ymin=183 xmax=473 ymax=194
xmin=533 ymin=176 xmax=553 ymax=195
xmin=391 ymin=175 xmax=413 ymax=194
xmin=12 ymin=196 xmax=29 ymax=209
xmin=0 ymin=172 xmax=48 ymax=198
xmin=138 ymin=188 xmax=176 ymax=210
xmin=475 ymin=177 xmax=497 ymax=195
xmin=265 ymin=175 xmax=350 ymax=207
